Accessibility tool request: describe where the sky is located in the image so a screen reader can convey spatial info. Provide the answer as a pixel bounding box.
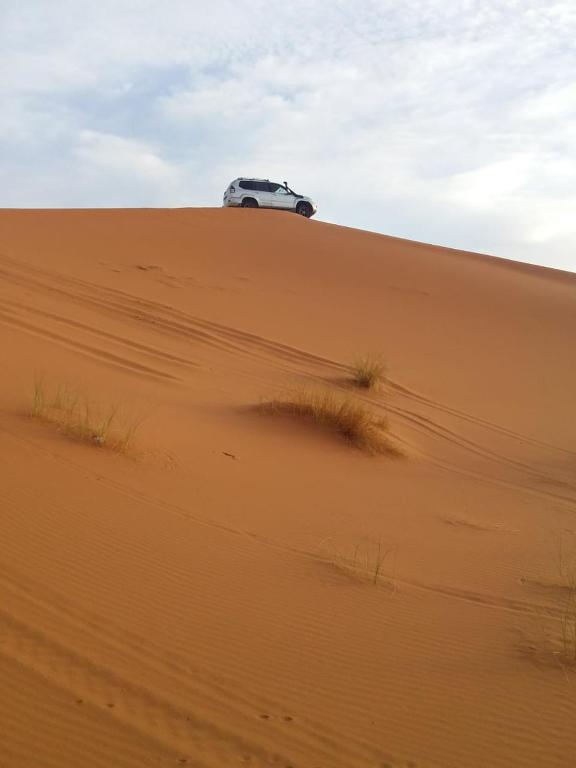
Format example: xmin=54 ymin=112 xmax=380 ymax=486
xmin=1 ymin=0 xmax=575 ymax=271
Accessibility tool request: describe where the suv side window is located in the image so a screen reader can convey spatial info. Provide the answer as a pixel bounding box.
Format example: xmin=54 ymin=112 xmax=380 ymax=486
xmin=239 ymin=180 xmax=268 ymax=192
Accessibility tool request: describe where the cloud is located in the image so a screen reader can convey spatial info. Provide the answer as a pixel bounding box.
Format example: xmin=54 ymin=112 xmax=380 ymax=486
xmin=72 ymin=131 xmax=185 ymax=206
xmin=1 ymin=0 xmax=575 ymax=269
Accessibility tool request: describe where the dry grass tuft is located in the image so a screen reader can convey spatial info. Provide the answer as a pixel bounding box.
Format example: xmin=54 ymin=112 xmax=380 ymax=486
xmin=524 ymin=535 xmax=576 ymax=665
xmin=321 ymin=538 xmax=397 ymax=588
xmin=30 ymin=379 xmax=141 ymax=453
xmin=557 ymin=536 xmax=576 ymax=662
xmin=261 ymin=387 xmax=400 ymax=455
xmin=32 ymin=376 xmax=47 ymax=418
xmin=351 ymin=356 xmax=385 ymax=390
xmin=560 ymin=591 xmax=576 ymax=663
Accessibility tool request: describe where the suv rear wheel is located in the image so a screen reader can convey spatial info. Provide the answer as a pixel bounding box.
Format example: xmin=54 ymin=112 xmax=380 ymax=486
xmin=241 ymin=197 xmax=258 ymax=208
xmin=296 ymin=201 xmax=312 ymax=218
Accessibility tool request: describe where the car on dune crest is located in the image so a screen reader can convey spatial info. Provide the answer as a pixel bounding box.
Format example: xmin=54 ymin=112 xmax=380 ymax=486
xmin=223 ymin=178 xmax=317 ymax=218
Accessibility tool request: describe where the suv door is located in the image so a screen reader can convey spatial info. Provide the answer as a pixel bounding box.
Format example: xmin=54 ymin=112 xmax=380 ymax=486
xmin=254 ymin=180 xmax=274 ymax=207
xmin=248 ymin=180 xmax=274 ymax=207
xmin=239 ymin=180 xmax=268 ymax=206
xmin=267 ymin=182 xmax=294 ymax=210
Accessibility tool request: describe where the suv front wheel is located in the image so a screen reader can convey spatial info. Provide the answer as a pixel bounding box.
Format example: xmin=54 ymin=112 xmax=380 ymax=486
xmin=296 ymin=201 xmax=312 ymax=218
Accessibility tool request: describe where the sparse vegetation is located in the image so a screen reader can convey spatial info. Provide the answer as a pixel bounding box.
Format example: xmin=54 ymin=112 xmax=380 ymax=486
xmin=560 ymin=591 xmax=576 ymax=663
xmin=321 ymin=537 xmax=397 ymax=588
xmin=351 ymin=355 xmax=385 ymax=390
xmin=29 ymin=379 xmax=141 ymax=452
xmin=524 ymin=535 xmax=576 ymax=665
xmin=557 ymin=535 xmax=576 ymax=662
xmin=353 ymin=538 xmax=394 ymax=586
xmin=556 ymin=534 xmax=576 ymax=588
xmin=261 ymin=387 xmax=400 ymax=455
xmin=31 ymin=376 xmax=46 ymax=418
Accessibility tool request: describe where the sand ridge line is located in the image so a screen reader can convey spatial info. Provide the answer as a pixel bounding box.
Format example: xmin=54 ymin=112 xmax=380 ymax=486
xmin=0 ymin=306 xmax=179 ymax=382
xmin=388 ymin=402 xmax=576 ymax=490
xmin=424 ymin=456 xmax=576 ymax=512
xmin=389 ymin=379 xmax=576 ymax=459
xmin=0 ymin=294 xmax=199 ymax=371
xmin=402 ymin=579 xmax=568 ymax=620
xmin=339 ymin=385 xmax=576 ymax=504
xmin=0 ymin=253 xmax=345 ymax=375
xmin=348 ymin=380 xmax=576 ymax=482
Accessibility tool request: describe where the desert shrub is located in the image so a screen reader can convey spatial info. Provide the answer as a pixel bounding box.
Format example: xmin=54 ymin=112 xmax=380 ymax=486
xmin=561 ymin=592 xmax=576 ymax=663
xmin=351 ymin=356 xmax=385 ymax=390
xmin=261 ymin=387 xmax=399 ymax=455
xmin=30 ymin=379 xmax=140 ymax=452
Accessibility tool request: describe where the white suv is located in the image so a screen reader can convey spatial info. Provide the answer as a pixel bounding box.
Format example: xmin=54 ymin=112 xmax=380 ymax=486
xmin=223 ymin=178 xmax=317 ymax=218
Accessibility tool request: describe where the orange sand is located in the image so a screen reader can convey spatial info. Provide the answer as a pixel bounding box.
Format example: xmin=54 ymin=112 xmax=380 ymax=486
xmin=1 ymin=208 xmax=575 ymax=767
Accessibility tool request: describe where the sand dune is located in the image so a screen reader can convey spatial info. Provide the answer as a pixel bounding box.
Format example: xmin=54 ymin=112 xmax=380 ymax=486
xmin=1 ymin=207 xmax=575 ymax=767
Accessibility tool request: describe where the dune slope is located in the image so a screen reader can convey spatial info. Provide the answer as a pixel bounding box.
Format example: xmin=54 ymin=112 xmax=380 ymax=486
xmin=1 ymin=208 xmax=575 ymax=768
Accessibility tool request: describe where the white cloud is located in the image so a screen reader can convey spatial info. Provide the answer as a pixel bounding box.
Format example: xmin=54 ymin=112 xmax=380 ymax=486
xmin=1 ymin=0 xmax=575 ymax=269
xmin=71 ymin=131 xmax=186 ymax=206
xmin=75 ymin=131 xmax=175 ymax=179
xmin=447 ymin=156 xmax=537 ymax=210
